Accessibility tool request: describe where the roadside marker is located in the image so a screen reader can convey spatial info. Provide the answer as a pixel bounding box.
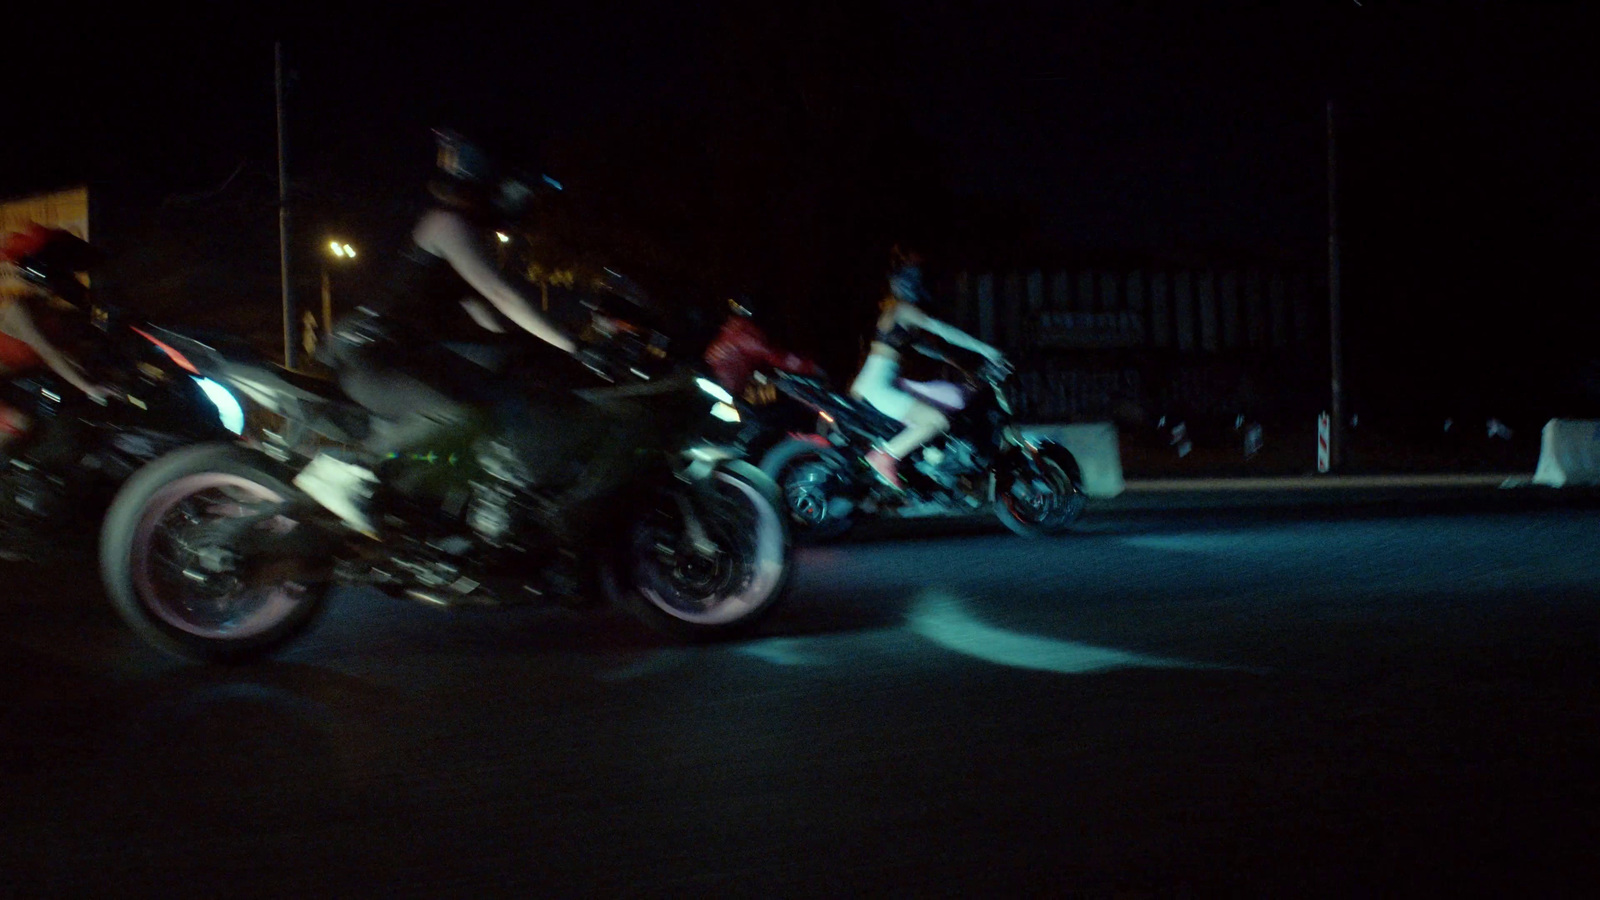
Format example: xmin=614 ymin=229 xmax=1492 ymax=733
xmin=1317 ymin=412 xmax=1331 ymax=473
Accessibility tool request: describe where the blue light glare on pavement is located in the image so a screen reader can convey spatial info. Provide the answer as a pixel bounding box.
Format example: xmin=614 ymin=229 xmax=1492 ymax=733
xmin=907 ymin=591 xmax=1203 ymax=675
xmin=735 ymin=637 xmax=828 ymax=667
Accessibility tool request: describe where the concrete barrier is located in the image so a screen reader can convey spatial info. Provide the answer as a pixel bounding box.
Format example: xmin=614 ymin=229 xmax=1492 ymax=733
xmin=1021 ymin=422 xmax=1126 ymax=498
xmin=1532 ymin=419 xmax=1600 ymax=487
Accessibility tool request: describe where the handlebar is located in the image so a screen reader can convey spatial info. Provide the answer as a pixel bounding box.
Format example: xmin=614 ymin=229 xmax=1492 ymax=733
xmin=772 ymin=371 xmax=827 ymax=388
xmin=574 ymin=345 xmax=619 ymax=382
xmin=980 ymin=355 xmax=1015 ymax=382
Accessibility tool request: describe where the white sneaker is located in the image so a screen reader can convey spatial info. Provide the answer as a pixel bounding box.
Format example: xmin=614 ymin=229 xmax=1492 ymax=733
xmin=293 ymin=452 xmax=380 ymax=538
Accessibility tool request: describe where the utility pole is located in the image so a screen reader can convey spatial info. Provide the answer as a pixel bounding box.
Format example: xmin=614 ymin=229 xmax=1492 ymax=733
xmin=322 ymin=265 xmax=333 ymax=336
xmin=276 ymin=41 xmax=297 ymax=370
xmin=1326 ymin=99 xmax=1344 ymax=470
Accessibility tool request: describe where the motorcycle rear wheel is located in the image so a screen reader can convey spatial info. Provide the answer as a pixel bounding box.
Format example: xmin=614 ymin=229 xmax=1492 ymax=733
xmin=100 ymin=443 xmax=332 ymax=663
xmin=759 ymin=438 xmax=857 ymax=542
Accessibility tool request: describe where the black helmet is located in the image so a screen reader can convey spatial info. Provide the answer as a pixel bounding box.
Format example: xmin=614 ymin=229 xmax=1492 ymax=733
xmin=886 ymin=244 xmax=928 ymax=304
xmin=433 ymin=128 xmax=497 ymax=185
xmin=431 ymin=127 xmax=563 ymax=219
xmin=887 ymin=262 xmax=928 ymax=305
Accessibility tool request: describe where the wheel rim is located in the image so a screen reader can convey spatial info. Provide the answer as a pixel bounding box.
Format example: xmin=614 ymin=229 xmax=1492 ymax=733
xmin=631 ymin=472 xmax=785 ymax=625
xmin=1002 ymin=456 xmax=1082 ymax=529
xmin=129 ymin=472 xmax=313 ymax=640
xmin=781 ymin=457 xmax=841 ymax=528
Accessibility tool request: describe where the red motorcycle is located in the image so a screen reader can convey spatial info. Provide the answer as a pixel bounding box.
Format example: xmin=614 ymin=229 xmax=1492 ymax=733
xmin=700 ymin=300 xmax=827 ymax=460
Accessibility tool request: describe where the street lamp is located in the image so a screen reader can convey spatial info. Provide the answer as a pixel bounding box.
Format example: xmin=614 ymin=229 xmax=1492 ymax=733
xmin=322 ymin=239 xmax=358 ymax=337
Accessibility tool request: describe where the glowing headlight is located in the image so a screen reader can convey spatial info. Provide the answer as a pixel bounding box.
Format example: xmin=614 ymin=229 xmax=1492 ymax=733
xmin=193 ymin=376 xmax=245 ymax=435
xmin=696 ymin=377 xmax=735 ymax=405
xmin=710 ymin=401 xmax=741 ymax=423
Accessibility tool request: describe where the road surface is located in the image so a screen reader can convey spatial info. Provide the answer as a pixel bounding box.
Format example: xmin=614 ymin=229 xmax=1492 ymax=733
xmin=4 ymin=494 xmax=1598 ymax=896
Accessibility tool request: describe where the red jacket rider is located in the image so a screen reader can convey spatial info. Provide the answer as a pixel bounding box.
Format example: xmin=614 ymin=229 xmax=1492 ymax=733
xmin=702 ymin=310 xmax=819 ymax=398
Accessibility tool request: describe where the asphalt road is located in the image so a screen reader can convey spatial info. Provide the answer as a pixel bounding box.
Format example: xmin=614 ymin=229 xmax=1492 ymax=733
xmin=4 ymin=494 xmax=1599 ymax=897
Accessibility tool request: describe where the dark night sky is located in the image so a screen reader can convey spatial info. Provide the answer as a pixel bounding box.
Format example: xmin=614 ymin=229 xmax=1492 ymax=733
xmin=5 ymin=1 xmax=1599 ymax=419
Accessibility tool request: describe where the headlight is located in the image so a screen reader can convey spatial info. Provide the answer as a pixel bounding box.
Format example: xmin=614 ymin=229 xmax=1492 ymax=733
xmin=710 ymin=401 xmax=741 ymax=423
xmin=696 ymin=376 xmax=735 ymax=405
xmin=193 ymin=376 xmax=245 ymax=435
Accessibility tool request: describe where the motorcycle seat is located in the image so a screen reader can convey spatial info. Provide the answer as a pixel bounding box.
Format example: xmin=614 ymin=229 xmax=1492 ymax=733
xmin=895 ymin=378 xmax=968 ymax=413
xmin=833 ymin=393 xmax=905 ymax=438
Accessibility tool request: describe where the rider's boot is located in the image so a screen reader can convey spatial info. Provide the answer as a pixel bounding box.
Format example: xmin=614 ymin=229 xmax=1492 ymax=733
xmin=293 ymin=451 xmax=381 ymax=539
xmin=865 ymin=447 xmax=905 ymax=491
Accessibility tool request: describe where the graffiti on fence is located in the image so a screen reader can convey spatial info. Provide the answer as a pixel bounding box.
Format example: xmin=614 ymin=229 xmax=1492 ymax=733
xmin=1020 ymin=357 xmax=1315 ymax=426
xmin=1020 ymin=363 xmax=1144 ymax=421
xmin=1033 ymin=310 xmax=1145 ymax=348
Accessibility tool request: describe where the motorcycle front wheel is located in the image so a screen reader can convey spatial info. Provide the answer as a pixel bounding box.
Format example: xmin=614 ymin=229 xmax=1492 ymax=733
xmin=100 ymin=443 xmax=332 ymax=663
xmin=994 ymin=444 xmax=1086 ymax=537
xmin=602 ymin=461 xmax=792 ymax=639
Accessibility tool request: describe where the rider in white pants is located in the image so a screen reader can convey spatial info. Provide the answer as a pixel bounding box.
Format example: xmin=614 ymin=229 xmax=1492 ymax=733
xmin=849 ymin=250 xmax=1004 ymax=490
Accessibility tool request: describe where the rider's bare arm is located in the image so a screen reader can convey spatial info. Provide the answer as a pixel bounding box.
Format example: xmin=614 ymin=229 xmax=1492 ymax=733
xmin=0 ymin=295 xmax=104 ymax=400
xmin=415 ymin=210 xmax=577 ymax=354
xmin=896 ymin=303 xmax=1003 ymax=361
xmin=460 ymin=297 xmax=510 ymax=334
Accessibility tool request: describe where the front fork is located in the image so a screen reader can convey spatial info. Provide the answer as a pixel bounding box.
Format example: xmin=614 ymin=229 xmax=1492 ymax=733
xmin=991 ymin=426 xmax=1044 ymax=502
xmin=670 ymin=490 xmax=718 ymax=557
xmin=673 ymin=446 xmax=735 ymax=557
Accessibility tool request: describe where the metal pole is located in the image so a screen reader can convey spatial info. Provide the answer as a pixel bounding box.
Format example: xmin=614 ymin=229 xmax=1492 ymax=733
xmin=321 ymin=265 xmax=333 ymax=336
xmin=1326 ymin=99 xmax=1344 ymax=470
xmin=276 ymin=42 xmax=297 ymax=370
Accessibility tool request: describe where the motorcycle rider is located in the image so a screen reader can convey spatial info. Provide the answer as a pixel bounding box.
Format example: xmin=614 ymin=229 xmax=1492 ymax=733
xmin=292 ymin=129 xmax=579 ymax=537
xmin=848 ymin=247 xmax=1005 ymax=489
xmin=0 ymin=224 xmax=111 ymax=456
xmin=702 ymin=297 xmax=821 ymax=399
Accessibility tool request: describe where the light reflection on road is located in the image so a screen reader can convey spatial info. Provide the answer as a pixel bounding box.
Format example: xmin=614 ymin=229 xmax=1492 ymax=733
xmin=735 ymin=637 xmax=830 ymax=667
xmin=712 ymin=589 xmax=1242 ymax=677
xmin=907 ymin=590 xmax=1221 ymax=675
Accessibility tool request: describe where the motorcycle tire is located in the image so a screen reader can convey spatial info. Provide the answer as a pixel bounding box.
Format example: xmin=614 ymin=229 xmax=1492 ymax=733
xmin=602 ymin=461 xmax=792 ymax=640
xmin=758 ymin=438 xmax=858 ymax=542
xmin=100 ymin=443 xmax=332 ymax=663
xmin=994 ymin=443 xmax=1086 ymax=537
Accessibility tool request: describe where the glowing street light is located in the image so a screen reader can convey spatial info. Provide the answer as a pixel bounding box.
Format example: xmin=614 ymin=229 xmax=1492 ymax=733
xmin=321 ymin=239 xmax=359 ymax=339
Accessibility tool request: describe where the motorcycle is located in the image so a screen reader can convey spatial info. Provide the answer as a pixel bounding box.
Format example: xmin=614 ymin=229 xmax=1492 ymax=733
xmin=97 ymin=294 xmax=793 ymax=663
xmin=1 ymin=303 xmax=248 ymax=561
xmin=699 ymin=298 xmax=827 ymax=461
xmin=758 ymin=342 xmax=1086 ymax=540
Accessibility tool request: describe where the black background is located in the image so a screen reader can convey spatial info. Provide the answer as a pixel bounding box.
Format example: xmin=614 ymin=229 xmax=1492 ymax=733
xmin=5 ymin=1 xmax=1598 ymax=422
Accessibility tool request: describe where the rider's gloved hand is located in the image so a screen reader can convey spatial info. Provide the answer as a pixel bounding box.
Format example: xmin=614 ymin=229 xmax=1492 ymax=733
xmin=83 ymin=384 xmax=116 ymax=406
xmin=574 ymin=346 xmax=613 ymax=379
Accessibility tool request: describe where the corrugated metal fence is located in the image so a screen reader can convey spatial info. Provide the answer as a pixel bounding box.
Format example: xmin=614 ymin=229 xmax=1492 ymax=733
xmin=948 ymin=266 xmax=1325 ymax=423
xmin=952 ymin=267 xmax=1319 ymax=354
